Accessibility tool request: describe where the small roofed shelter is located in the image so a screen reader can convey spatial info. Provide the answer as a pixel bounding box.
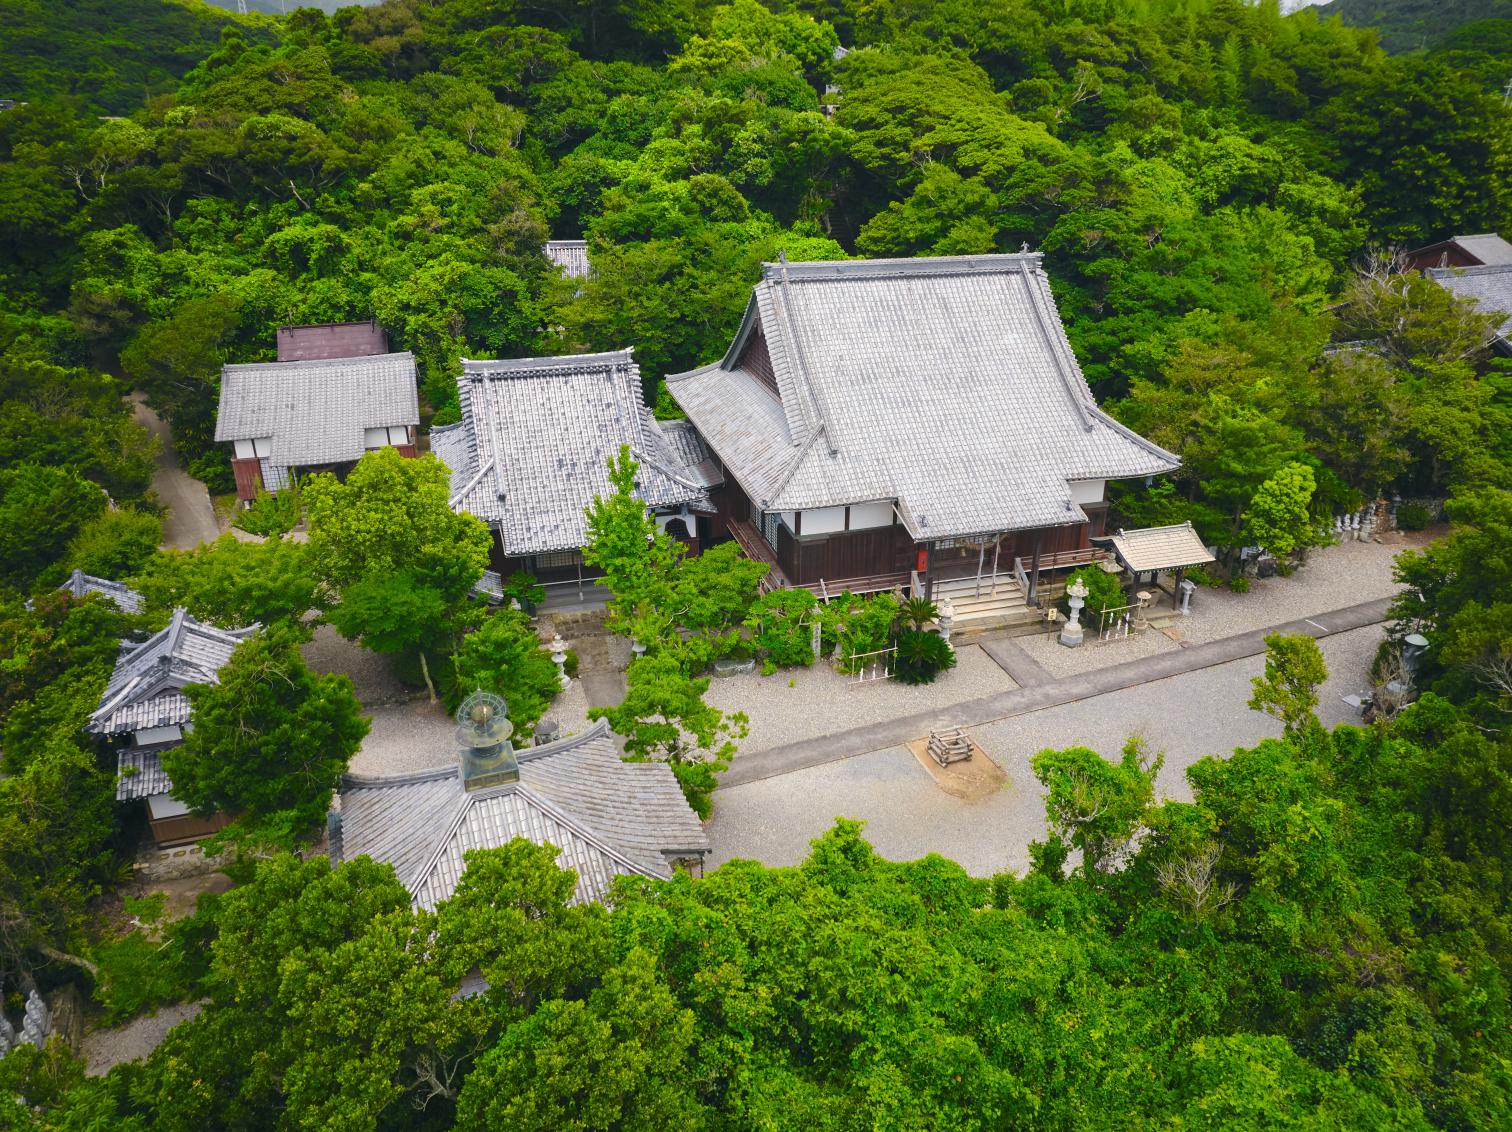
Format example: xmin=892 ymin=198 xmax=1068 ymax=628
xmin=431 ymin=349 xmax=718 ymax=587
xmin=57 ymin=569 xmax=143 ymax=614
xmin=276 ymin=319 xmax=389 ymax=362
xmin=1402 ymin=233 xmax=1512 ymax=272
xmin=1424 ymin=263 xmax=1512 ymax=354
xmin=1095 ymin=522 xmax=1216 ymax=609
xmin=667 ymin=253 xmax=1180 ymax=605
xmin=216 ymin=345 xmax=421 ymax=501
xmin=86 ymin=609 xmax=257 ymax=847
xmin=544 ymin=239 xmax=591 ymax=280
xmin=331 ymin=719 xmax=709 ymax=910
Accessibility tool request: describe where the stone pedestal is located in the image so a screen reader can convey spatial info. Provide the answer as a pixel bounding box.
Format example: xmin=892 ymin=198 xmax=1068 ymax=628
xmin=1059 ymin=576 xmax=1089 ymax=649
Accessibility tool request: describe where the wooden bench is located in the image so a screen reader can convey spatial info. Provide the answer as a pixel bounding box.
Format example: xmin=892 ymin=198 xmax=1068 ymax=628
xmin=927 ymin=727 xmax=973 ymax=767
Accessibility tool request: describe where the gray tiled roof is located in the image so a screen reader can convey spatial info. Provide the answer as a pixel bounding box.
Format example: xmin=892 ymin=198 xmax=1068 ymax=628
xmin=117 ymin=748 xmax=172 ymax=801
xmin=87 ymin=609 xmax=256 ymax=736
xmin=437 ymin=350 xmax=710 ymax=556
xmin=58 ymin=569 xmax=143 ymax=614
xmin=1104 ymin=522 xmax=1215 ymax=574
xmin=1426 ymin=263 xmax=1512 ymax=344
xmin=1448 ymin=234 xmax=1512 ymax=266
xmin=545 ymin=240 xmax=591 ymax=279
xmin=334 ymin=720 xmax=708 ymax=910
xmin=215 ymin=352 xmax=419 ymax=468
xmin=667 ymin=254 xmax=1180 ymax=540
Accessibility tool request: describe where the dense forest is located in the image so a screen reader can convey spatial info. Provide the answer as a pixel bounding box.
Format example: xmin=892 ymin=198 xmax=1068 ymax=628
xmin=3 ymin=0 xmax=1512 ymax=1127
xmin=1316 ymin=0 xmax=1512 ymax=51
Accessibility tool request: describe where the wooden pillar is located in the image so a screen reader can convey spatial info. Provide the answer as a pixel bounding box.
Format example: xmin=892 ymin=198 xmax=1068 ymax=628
xmin=1027 ymin=530 xmax=1043 ymax=607
xmin=1173 ymin=566 xmax=1184 ymax=610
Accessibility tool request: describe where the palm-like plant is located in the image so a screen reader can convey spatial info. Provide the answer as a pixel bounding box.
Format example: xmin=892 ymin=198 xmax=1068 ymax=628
xmin=900 ymin=596 xmax=939 ymax=631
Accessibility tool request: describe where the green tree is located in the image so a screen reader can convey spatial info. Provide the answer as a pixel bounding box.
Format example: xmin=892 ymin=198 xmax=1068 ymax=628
xmin=61 ymin=507 xmax=162 ymax=582
xmin=582 ymin=445 xmax=680 ymax=637
xmin=1241 ymin=462 xmax=1319 ymax=560
xmin=457 ymin=949 xmax=706 ymax=1131
xmin=589 ymin=649 xmax=747 ymax=818
xmin=307 ymin=449 xmax=491 ymax=700
xmin=0 ymin=464 xmax=107 ymax=588
xmin=133 ymin=534 xmax=319 ymax=628
xmin=1031 ymin=737 xmax=1163 ymax=877
xmin=165 ymin=624 xmax=369 ymax=842
xmin=451 ymin=606 xmax=563 ymax=731
xmin=1248 ymin=632 xmax=1328 ymax=738
xmin=304 ymin=448 xmax=491 ymax=597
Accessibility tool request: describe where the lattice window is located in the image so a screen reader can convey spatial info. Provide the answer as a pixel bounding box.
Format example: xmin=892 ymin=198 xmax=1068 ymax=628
xmin=534 ymin=550 xmax=581 ymax=569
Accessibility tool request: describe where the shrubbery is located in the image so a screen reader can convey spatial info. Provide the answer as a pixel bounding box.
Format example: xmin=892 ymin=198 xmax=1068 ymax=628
xmin=1397 ymin=502 xmax=1431 ymax=530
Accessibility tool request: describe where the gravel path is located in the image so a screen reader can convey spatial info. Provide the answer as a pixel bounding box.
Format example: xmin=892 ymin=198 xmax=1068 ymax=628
xmin=83 ymin=1001 xmax=204 ymax=1077
xmin=1018 ymin=536 xmax=1415 ymax=679
xmin=704 ymin=644 xmax=1016 ymax=755
xmin=706 ymin=624 xmax=1384 ymax=877
xmin=131 ymin=394 xmax=220 ymax=549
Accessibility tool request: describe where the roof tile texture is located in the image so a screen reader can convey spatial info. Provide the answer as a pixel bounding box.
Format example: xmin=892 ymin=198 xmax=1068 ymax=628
xmin=668 ymin=254 xmax=1180 ymax=539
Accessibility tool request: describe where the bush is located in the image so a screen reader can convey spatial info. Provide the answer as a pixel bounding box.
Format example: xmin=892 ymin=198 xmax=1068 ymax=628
xmin=65 ymin=508 xmax=162 ymax=580
xmin=1397 ymin=502 xmax=1431 ymax=531
xmin=563 ymin=649 xmax=579 ymax=679
xmin=1060 ymin=569 xmax=1125 ymax=623
xmin=1185 ymin=566 xmax=1219 ymax=588
xmin=187 ymin=449 xmax=234 ymax=495
xmin=745 ymin=588 xmax=819 ymax=668
xmin=235 ymin=487 xmax=301 ymax=538
xmin=825 ymin=592 xmax=899 ymax=673
xmin=894 ymin=629 xmax=957 ymax=685
xmin=1229 ymin=576 xmax=1251 ymax=593
xmin=502 ymin=570 xmax=546 ymax=611
xmin=451 ymin=608 xmax=563 ymax=732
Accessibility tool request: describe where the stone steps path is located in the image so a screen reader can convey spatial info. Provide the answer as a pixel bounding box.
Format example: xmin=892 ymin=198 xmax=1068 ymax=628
xmin=719 ymin=596 xmax=1392 ymax=788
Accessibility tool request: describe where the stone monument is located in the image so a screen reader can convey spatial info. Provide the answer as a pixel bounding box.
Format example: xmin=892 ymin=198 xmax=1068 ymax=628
xmin=1059 ymin=576 xmax=1089 ymax=648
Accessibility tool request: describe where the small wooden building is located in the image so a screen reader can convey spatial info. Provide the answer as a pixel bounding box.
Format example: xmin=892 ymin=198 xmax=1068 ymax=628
xmin=86 ymin=609 xmax=256 ymax=847
xmin=1401 ymin=233 xmax=1512 ymax=273
xmin=666 ymin=253 xmax=1180 ymax=619
xmin=432 ymin=349 xmax=718 ymax=589
xmin=215 ymin=322 xmax=420 ymax=501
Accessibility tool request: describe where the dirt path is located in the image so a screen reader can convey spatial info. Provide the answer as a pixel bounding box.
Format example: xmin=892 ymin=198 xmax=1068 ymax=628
xmin=131 ymin=393 xmax=220 ymax=549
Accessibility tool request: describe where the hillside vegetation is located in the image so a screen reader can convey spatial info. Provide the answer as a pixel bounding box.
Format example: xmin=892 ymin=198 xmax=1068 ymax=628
xmin=1 ymin=2 xmax=1512 ymax=1128
xmin=1316 ymin=0 xmax=1512 ymax=52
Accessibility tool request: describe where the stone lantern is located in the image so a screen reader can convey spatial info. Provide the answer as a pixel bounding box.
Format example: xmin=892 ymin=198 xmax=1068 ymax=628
xmin=549 ymin=633 xmax=570 ymax=690
xmin=1059 ymin=576 xmax=1089 ymax=649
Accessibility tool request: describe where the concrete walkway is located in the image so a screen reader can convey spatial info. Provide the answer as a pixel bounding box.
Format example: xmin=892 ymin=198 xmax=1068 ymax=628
xmin=978 ymin=635 xmax=1052 ymax=686
xmin=131 ymin=394 xmax=219 ymax=550
xmin=719 ymin=596 xmax=1391 ymax=788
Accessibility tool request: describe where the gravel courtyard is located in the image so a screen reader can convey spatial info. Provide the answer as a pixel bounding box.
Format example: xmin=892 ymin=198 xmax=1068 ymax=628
xmin=705 ymin=623 xmax=1386 ymax=877
xmin=1016 ymin=533 xmax=1420 ymax=679
xmin=703 ymin=644 xmax=1017 ymax=754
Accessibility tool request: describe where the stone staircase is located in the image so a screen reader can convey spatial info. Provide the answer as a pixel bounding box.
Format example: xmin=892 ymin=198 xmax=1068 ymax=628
xmin=932 ymin=574 xmax=1044 ymax=639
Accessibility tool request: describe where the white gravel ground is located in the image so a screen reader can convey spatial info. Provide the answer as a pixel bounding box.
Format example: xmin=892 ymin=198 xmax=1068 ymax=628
xmin=83 ymin=1001 xmax=204 ymax=1077
xmin=703 ymin=644 xmax=1017 ymax=755
xmin=1017 ymin=535 xmax=1418 ymax=679
xmin=706 ymin=624 xmax=1385 ymax=877
xmin=301 ymin=624 xmax=412 ymax=704
xmin=348 ymin=700 xmax=457 ymax=775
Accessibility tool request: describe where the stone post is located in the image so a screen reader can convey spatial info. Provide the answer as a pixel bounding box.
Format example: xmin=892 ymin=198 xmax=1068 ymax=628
xmin=20 ymin=989 xmax=49 ymax=1049
xmin=1178 ymin=578 xmax=1196 ymax=616
xmin=936 ymin=597 xmax=954 ymax=644
xmin=549 ymin=634 xmax=570 ymax=691
xmin=1059 ymin=576 xmax=1088 ymax=649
